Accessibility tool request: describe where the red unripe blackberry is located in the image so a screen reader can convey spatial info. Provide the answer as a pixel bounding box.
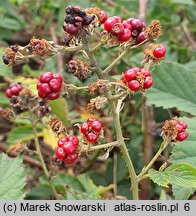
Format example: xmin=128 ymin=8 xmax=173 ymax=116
xmin=128 ymin=80 xmax=140 ymax=92
xmin=38 ymin=83 xmax=52 ymax=97
xmin=63 ymin=24 xmax=78 ymax=35
xmin=124 ymin=69 xmax=137 ymax=82
xmin=176 ymin=123 xmax=184 ymax=133
xmin=110 ymin=23 xmax=124 ymax=36
xmin=37 ymin=72 xmax=62 ymax=100
xmin=5 ymin=83 xmax=22 ymax=98
xmin=141 ymin=68 xmax=151 ymax=77
xmin=5 ymin=89 xmax=13 ymax=98
xmin=86 ymin=132 xmax=98 ymax=143
xmin=53 ymin=74 xmax=63 ymax=83
xmin=64 ymin=153 xmax=78 ymax=164
xmin=10 ymin=86 xmax=20 ymax=95
xmin=123 ymin=20 xmax=132 ymax=30
xmin=113 ymin=16 xmax=122 ymax=23
xmin=144 ymin=76 xmax=153 ymax=89
xmin=46 ymin=92 xmax=59 ymax=100
xmin=136 ymin=32 xmax=148 ymax=43
xmin=179 ymin=121 xmax=187 ymax=130
xmin=153 ymin=44 xmax=166 ymax=58
xmin=58 ymin=137 xmax=69 ymax=148
xmin=118 ymin=29 xmax=131 ymax=42
xmin=69 ymin=135 xmax=79 ymax=146
xmin=91 ymin=120 xmax=102 ymax=132
xmin=49 ymin=79 xmax=62 ymax=92
xmin=129 ymin=18 xmax=143 ymax=31
xmin=176 ymin=131 xmax=188 ymax=142
xmin=55 ymin=147 xmax=66 ymax=160
xmin=62 ymin=141 xmax=76 ymax=155
xmin=80 ymin=122 xmax=90 ymax=134
xmin=100 ymin=11 xmax=108 ymax=24
xmin=87 ymin=118 xmax=97 ymax=124
xmin=39 ymin=72 xmax=53 ymax=83
xmin=104 ymin=17 xmax=119 ymax=32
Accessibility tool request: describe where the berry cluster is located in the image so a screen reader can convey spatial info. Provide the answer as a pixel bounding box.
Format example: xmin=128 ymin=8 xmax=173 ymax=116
xmin=104 ymin=16 xmax=147 ymax=43
xmin=37 ymin=72 xmax=62 ymax=100
xmin=5 ymin=83 xmax=22 ymax=98
xmin=55 ymin=135 xmax=79 ymax=164
xmin=80 ymin=118 xmax=102 ymax=143
xmin=63 ymin=6 xmax=94 ymax=36
xmin=172 ymin=120 xmax=188 ymax=142
xmin=123 ymin=67 xmax=153 ymax=92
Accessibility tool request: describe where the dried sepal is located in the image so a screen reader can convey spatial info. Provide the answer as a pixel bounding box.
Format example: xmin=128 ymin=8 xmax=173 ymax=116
xmin=85 ymin=7 xmax=103 ymax=26
xmin=89 ymin=79 xmax=111 ymax=94
xmin=162 ymin=118 xmax=178 ymax=140
xmin=87 ymin=96 xmax=107 ymax=114
xmin=67 ymin=59 xmax=92 ymax=81
xmin=30 ymin=37 xmax=56 ymax=58
xmin=10 ymin=88 xmax=38 ymax=113
xmin=144 ymin=20 xmax=162 ymax=40
xmin=0 ymin=107 xmax=15 ymax=120
xmin=46 ymin=117 xmax=67 ymax=137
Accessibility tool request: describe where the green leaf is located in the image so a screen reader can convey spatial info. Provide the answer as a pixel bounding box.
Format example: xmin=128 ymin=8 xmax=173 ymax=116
xmin=7 ymin=125 xmax=42 ymax=145
xmin=172 ymin=185 xmax=195 ymax=200
xmin=49 ymin=98 xmax=70 ymax=126
xmin=51 ymin=173 xmax=85 ymax=192
xmin=0 ymin=92 xmax=10 ymax=106
xmin=170 ymin=117 xmax=196 ymax=166
xmin=25 ymin=185 xmax=53 ymax=200
xmin=51 ymin=173 xmax=110 ymax=200
xmin=146 ymin=61 xmax=196 ymax=116
xmin=185 ymin=60 xmax=196 ymax=72
xmin=0 ymin=154 xmax=26 ymax=199
xmin=165 ymin=163 xmax=196 ymax=187
xmin=149 ymin=169 xmax=170 ymax=187
xmin=149 ymin=163 xmax=196 ymax=188
xmin=0 ymin=48 xmax=13 ymax=78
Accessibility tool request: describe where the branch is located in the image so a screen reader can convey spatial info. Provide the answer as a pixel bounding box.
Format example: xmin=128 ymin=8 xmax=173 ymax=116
xmin=28 ymin=108 xmax=59 ymax=199
xmin=81 ymin=141 xmax=119 ymax=152
xmin=103 ymin=39 xmax=150 ymax=74
xmin=82 ymin=36 xmax=139 ymax=199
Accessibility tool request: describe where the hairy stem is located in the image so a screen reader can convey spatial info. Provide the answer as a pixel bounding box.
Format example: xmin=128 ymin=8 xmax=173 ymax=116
xmin=103 ymin=39 xmax=149 ymax=75
xmin=83 ymin=37 xmax=139 ymax=199
xmin=29 ymin=109 xmax=58 ymax=199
